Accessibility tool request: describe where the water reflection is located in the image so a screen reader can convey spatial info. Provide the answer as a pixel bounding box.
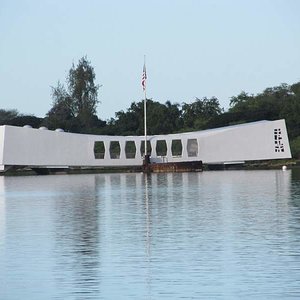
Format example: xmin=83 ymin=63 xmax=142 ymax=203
xmin=0 ymin=177 xmax=5 ymax=248
xmin=0 ymin=170 xmax=300 ymax=299
xmin=53 ymin=175 xmax=100 ymax=299
xmin=291 ymin=168 xmax=300 ymax=208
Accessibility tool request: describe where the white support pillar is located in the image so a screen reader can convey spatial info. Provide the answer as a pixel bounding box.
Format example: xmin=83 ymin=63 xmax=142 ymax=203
xmin=150 ymin=139 xmax=156 ymax=157
xmin=119 ymin=140 xmax=126 ymax=160
xmin=181 ymin=138 xmax=188 ymax=159
xmin=104 ymin=141 xmax=110 ymax=160
xmin=166 ymin=139 xmax=172 ymax=159
xmin=135 ymin=140 xmax=142 ymax=160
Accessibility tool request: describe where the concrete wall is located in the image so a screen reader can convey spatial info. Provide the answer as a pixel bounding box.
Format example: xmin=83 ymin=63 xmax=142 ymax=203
xmin=0 ymin=119 xmax=291 ymax=169
xmin=0 ymin=127 xmax=4 ymax=170
xmin=197 ymin=120 xmax=290 ymax=163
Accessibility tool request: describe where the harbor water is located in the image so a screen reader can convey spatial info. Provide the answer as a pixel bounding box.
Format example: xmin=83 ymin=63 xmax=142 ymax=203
xmin=1 ymin=169 xmax=300 ymax=299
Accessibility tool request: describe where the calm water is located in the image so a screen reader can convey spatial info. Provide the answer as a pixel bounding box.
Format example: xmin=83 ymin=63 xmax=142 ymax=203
xmin=1 ymin=170 xmax=300 ymax=299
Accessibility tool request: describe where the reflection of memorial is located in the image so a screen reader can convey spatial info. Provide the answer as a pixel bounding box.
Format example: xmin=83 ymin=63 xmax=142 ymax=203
xmin=0 ymin=177 xmax=5 ymax=243
xmin=52 ymin=175 xmax=101 ymax=297
xmin=0 ymin=171 xmax=298 ymax=299
xmin=290 ymin=168 xmax=300 ymax=209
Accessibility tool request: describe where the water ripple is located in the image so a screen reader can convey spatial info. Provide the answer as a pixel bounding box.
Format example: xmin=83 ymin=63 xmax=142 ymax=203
xmin=1 ymin=170 xmax=300 ymax=299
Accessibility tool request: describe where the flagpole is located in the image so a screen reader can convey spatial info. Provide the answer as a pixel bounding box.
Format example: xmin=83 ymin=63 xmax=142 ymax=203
xmin=144 ymin=87 xmax=147 ymax=157
xmin=143 ymin=55 xmax=147 ymax=157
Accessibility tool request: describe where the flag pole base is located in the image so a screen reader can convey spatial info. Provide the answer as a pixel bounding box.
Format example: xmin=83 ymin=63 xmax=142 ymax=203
xmin=142 ymin=154 xmax=151 ymax=173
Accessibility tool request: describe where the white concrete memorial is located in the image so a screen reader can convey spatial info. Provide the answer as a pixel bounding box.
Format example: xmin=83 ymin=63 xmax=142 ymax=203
xmin=0 ymin=119 xmax=291 ymax=172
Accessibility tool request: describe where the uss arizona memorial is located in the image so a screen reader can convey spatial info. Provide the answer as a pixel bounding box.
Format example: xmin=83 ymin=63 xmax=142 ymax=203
xmin=0 ymin=119 xmax=291 ymax=172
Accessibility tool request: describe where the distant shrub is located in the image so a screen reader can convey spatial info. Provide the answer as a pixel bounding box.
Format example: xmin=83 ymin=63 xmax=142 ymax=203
xmin=290 ymin=136 xmax=300 ymax=159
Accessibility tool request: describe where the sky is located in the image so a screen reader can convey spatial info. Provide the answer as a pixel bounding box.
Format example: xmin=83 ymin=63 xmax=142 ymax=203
xmin=1 ymin=0 xmax=300 ymax=120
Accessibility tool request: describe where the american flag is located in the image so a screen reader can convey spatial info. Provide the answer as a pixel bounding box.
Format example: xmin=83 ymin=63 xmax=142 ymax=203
xmin=141 ymin=63 xmax=147 ymax=91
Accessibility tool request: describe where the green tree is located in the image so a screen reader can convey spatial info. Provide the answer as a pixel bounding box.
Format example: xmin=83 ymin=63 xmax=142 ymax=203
xmin=227 ymin=84 xmax=292 ymax=124
xmin=290 ymin=136 xmax=300 ymax=159
xmin=229 ymin=91 xmax=254 ymax=112
xmin=109 ymin=99 xmax=182 ymax=136
xmin=44 ymin=82 xmax=75 ymax=131
xmin=280 ymin=91 xmax=300 ymax=139
xmin=68 ymin=56 xmax=100 ymax=129
xmin=46 ymin=57 xmax=101 ymax=132
xmin=181 ymin=97 xmax=223 ymax=130
xmin=0 ymin=109 xmax=43 ymax=127
xmin=164 ymin=100 xmax=183 ymax=132
xmin=0 ymin=109 xmax=19 ymax=125
xmin=9 ymin=115 xmax=43 ymax=127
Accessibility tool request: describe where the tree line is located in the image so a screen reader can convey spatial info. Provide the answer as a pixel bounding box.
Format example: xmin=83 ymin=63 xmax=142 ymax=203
xmin=1 ymin=56 xmax=300 ymax=158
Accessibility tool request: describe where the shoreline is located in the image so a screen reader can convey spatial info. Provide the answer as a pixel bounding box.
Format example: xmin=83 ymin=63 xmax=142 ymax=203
xmin=1 ymin=159 xmax=299 ymax=176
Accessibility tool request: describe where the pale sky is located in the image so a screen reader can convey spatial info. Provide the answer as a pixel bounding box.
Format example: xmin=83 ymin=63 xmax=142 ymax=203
xmin=1 ymin=0 xmax=300 ymax=120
